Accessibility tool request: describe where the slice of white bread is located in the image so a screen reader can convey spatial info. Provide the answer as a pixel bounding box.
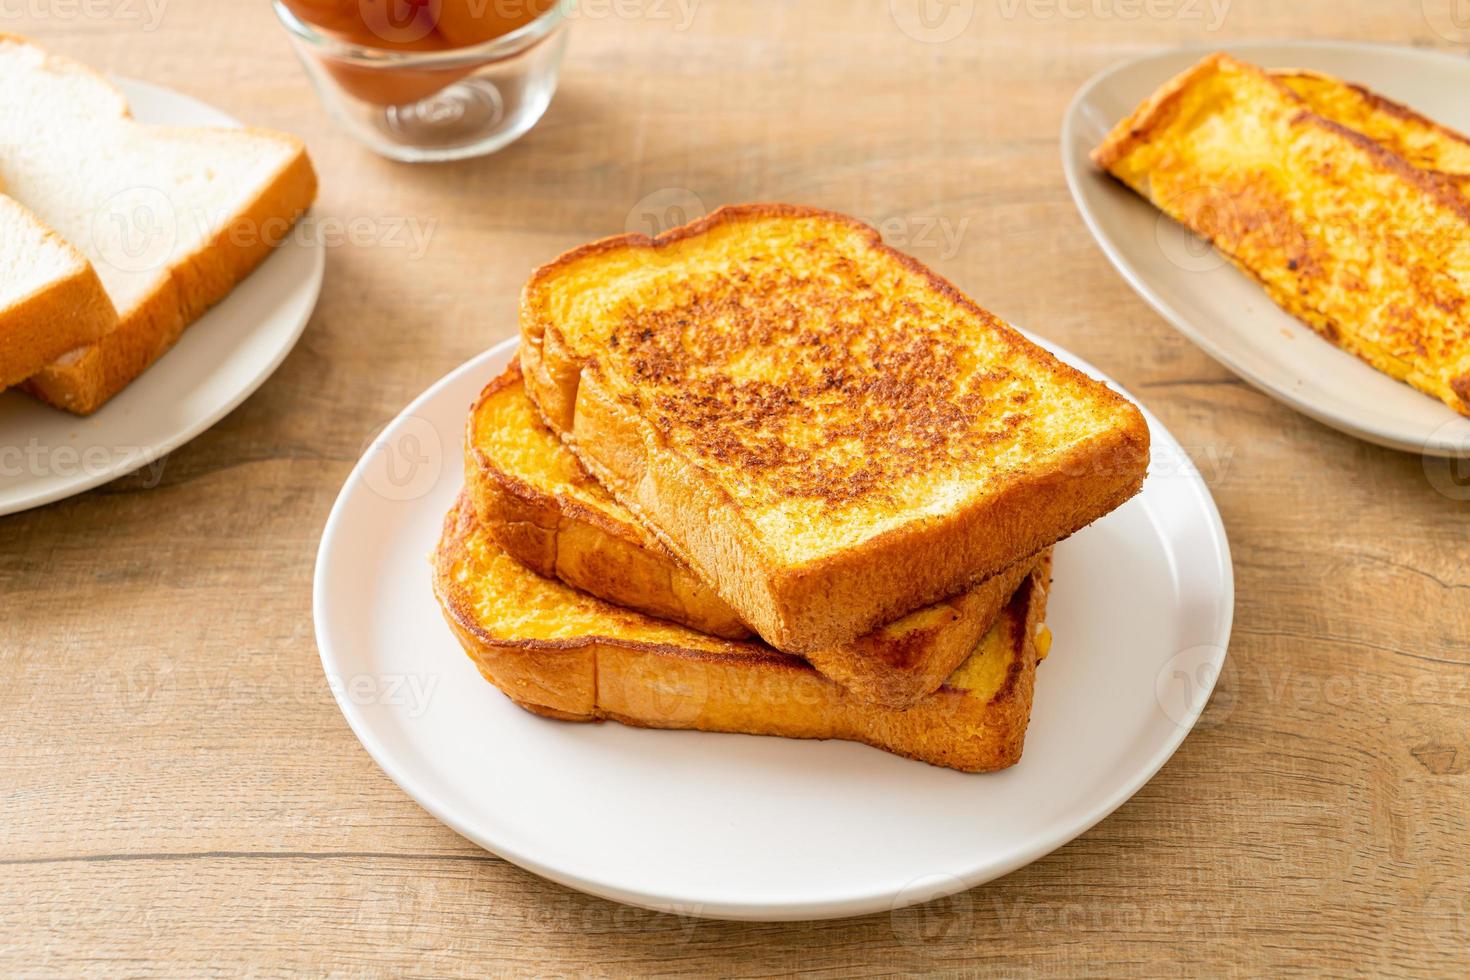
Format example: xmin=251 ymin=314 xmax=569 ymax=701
xmin=0 ymin=187 xmax=115 ymax=389
xmin=0 ymin=34 xmax=318 ymax=414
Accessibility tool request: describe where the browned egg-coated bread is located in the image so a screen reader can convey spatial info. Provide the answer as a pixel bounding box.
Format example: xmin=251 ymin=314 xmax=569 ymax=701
xmin=1094 ymin=54 xmax=1470 ymax=416
xmin=464 ymin=361 xmax=1044 ymax=707
xmin=519 ymin=204 xmax=1148 ymax=654
xmin=433 ymin=495 xmax=1054 ymax=773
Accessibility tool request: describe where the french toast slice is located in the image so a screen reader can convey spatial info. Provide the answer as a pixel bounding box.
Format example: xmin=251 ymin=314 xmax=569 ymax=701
xmin=520 ymin=204 xmax=1148 ymax=654
xmin=1094 ymin=54 xmax=1470 ymax=417
xmin=468 ymin=360 xmax=750 ymax=641
xmin=465 ymin=361 xmax=1042 ymax=707
xmin=1273 ymin=70 xmax=1470 ymax=190
xmin=433 ymin=495 xmax=1054 ymax=773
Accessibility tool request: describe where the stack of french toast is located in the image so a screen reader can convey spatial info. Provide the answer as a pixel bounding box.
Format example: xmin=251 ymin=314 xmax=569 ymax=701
xmin=433 ymin=205 xmax=1151 ymax=772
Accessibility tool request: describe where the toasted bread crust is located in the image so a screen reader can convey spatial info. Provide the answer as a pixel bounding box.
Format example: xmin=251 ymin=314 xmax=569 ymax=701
xmin=0 ymin=242 xmax=114 ymax=390
xmin=811 ymin=552 xmax=1040 ymax=706
xmin=1091 ymin=53 xmax=1222 ymax=175
xmin=466 ymin=362 xmax=752 ymax=640
xmin=21 ymin=132 xmax=318 ymax=415
xmin=433 ymin=497 xmax=1051 ymax=773
xmin=1093 ymin=54 xmax=1470 ymax=417
xmin=520 ymin=203 xmax=1148 ymax=652
xmin=1275 ymin=69 xmax=1470 ymax=176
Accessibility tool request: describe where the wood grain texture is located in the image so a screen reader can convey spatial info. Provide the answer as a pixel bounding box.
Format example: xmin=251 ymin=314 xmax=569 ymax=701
xmin=2 ymin=0 xmax=1468 ymax=975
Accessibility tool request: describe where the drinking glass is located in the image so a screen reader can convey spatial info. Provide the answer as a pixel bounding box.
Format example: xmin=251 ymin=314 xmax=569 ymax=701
xmin=273 ymin=0 xmax=570 ymax=162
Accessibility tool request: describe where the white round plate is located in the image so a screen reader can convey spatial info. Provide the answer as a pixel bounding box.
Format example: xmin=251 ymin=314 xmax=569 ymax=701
xmin=1062 ymin=41 xmax=1470 ymax=457
xmin=314 ymin=334 xmax=1233 ymax=921
xmin=0 ymin=78 xmax=323 ymax=516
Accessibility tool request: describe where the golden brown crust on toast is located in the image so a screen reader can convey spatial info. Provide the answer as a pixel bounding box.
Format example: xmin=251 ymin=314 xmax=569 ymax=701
xmin=1274 ymin=69 xmax=1470 ymax=180
xmin=0 ymin=242 xmax=114 ymax=390
xmin=465 ymin=360 xmax=1047 ymax=706
xmin=433 ymin=496 xmax=1053 ymax=773
xmin=811 ymin=553 xmax=1039 ymax=706
xmin=466 ymin=361 xmax=752 ymax=640
xmin=1091 ymin=53 xmax=1223 ymax=175
xmin=1093 ymin=54 xmax=1470 ymax=417
xmin=21 ymin=134 xmax=318 ymax=415
xmin=520 ymin=203 xmax=1147 ymax=653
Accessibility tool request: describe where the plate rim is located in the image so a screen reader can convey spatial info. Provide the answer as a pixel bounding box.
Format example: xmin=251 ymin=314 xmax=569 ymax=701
xmin=1061 ymin=39 xmax=1470 ymax=457
xmin=313 ymin=333 xmax=1235 ymax=921
xmin=0 ymin=75 xmax=325 ymax=516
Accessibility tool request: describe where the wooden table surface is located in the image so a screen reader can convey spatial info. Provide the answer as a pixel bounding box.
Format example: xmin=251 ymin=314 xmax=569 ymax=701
xmin=4 ymin=1 xmax=1468 ymax=975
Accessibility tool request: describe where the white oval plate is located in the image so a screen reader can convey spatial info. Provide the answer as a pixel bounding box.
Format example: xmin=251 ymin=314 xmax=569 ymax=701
xmin=1063 ymin=41 xmax=1470 ymax=457
xmin=313 ymin=334 xmax=1233 ymax=921
xmin=0 ymin=77 xmax=323 ymax=516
